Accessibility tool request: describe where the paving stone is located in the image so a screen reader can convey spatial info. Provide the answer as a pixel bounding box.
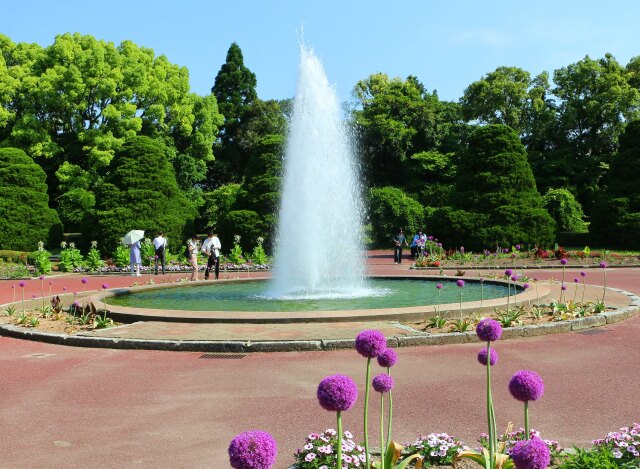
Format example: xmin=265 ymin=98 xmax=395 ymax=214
xmin=570 ymin=315 xmax=607 ymax=330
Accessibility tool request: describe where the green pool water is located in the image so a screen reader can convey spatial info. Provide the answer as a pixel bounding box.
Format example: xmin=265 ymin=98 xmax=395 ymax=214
xmin=108 ymin=278 xmax=515 ymax=312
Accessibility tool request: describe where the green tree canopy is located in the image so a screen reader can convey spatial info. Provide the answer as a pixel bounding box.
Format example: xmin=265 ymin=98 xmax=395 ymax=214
xmin=0 ymin=147 xmax=62 ymax=250
xmin=542 ymin=188 xmax=587 ymax=233
xmin=368 ymin=186 xmax=425 ymax=246
xmin=94 ymin=136 xmax=193 ymax=252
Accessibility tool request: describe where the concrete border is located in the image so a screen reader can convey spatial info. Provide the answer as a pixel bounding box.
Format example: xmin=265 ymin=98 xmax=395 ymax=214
xmin=1 ymin=287 xmax=638 ymax=353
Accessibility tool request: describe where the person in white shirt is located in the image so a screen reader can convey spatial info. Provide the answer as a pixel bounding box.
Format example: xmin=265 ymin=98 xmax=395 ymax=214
xmin=187 ymin=234 xmax=199 ymax=281
xmin=201 ymin=230 xmax=222 ymax=280
xmin=152 ymin=231 xmax=167 ymax=275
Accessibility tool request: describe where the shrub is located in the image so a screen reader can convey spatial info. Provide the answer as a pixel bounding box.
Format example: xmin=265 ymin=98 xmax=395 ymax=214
xmin=56 ymin=188 xmax=96 ymax=233
xmin=0 ymin=148 xmax=63 ymax=251
xmin=368 ymin=186 xmax=425 ymax=246
xmin=94 ymin=136 xmax=194 ymax=253
xmin=218 ymin=210 xmax=264 ymax=253
xmin=542 ymin=188 xmax=587 ymax=232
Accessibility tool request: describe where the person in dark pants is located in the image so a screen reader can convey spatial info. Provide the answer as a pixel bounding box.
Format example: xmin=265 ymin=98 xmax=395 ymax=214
xmin=393 ymin=228 xmax=408 ymax=264
xmin=201 ymin=230 xmax=222 ymax=280
xmin=153 ymin=231 xmax=167 ymax=275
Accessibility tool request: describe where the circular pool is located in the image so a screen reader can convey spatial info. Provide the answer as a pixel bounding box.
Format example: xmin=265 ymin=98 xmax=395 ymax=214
xmin=108 ymin=278 xmax=516 ymax=312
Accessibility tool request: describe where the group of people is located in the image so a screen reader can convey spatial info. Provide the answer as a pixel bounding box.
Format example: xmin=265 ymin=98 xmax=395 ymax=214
xmin=127 ymin=230 xmax=222 ymax=281
xmin=392 ymin=228 xmax=428 ymax=264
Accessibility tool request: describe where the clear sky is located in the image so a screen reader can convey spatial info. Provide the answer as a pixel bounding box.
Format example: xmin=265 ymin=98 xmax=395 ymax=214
xmin=2 ymin=0 xmax=639 ymax=104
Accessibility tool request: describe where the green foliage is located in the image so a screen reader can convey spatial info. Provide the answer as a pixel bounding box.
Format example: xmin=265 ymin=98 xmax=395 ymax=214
xmin=140 ymin=239 xmax=156 ymax=266
xmin=558 ymin=446 xmax=633 ymax=469
xmin=0 ymin=148 xmax=63 ymax=251
xmin=198 ymin=183 xmax=242 ymax=232
xmin=542 ymin=188 xmax=587 ymax=232
xmin=368 ymin=186 xmax=425 ymax=245
xmin=56 ymin=188 xmax=96 ymax=232
xmin=0 ymin=250 xmax=29 ymax=263
xmin=58 ymin=244 xmax=84 ymax=272
xmin=33 ymin=245 xmax=52 ymax=274
xmin=113 ymin=245 xmax=130 ymax=268
xmin=433 ymin=125 xmax=555 ymax=250
xmin=95 ymin=136 xmax=194 ymax=252
xmin=250 ymin=237 xmax=269 ymax=264
xmin=228 ymin=236 xmax=245 ymax=265
xmin=85 ymin=245 xmax=105 ymax=272
xmin=218 ymin=211 xmax=264 ymax=253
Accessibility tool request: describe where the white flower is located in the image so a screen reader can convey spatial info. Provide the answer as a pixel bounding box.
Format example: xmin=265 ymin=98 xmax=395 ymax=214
xmin=69 ymin=242 xmax=75 ymax=249
xmin=257 ymin=236 xmax=264 ymax=245
xmin=233 ymin=234 xmax=241 ymax=244
xmin=60 ymin=241 xmax=67 ymax=248
xmin=37 ymin=241 xmax=44 ymax=251
xmin=304 ymin=443 xmax=313 ymax=450
xmin=304 ymin=452 xmax=316 ymax=462
xmin=91 ymin=241 xmax=98 ymax=248
xmin=344 ymin=430 xmax=353 ymax=439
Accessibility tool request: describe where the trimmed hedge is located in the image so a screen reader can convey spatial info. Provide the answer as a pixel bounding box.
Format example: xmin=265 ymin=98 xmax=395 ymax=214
xmin=0 ymin=148 xmax=63 ymax=251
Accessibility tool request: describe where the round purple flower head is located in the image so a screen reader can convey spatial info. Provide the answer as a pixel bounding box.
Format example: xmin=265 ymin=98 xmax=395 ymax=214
xmin=456 ymin=279 xmax=465 ymax=288
xmin=561 ymin=285 xmax=567 ymax=291
xmin=63 ymin=287 xmax=67 ymax=291
xmin=436 ymin=283 xmax=443 ymax=289
xmin=31 ymin=294 xmax=36 ymax=299
xmin=560 ymin=259 xmax=567 ymax=265
xmin=39 ymin=275 xmax=45 ymax=281
xmin=377 ymin=348 xmax=397 ymax=368
xmin=523 ymin=283 xmax=530 ymax=290
xmin=317 ymin=374 xmax=358 ymax=412
xmin=511 ymin=275 xmax=518 ymax=282
xmin=533 ymin=277 xmax=539 ymax=282
xmin=19 ymin=281 xmax=26 ymax=287
xmin=516 ymin=244 xmax=521 ymax=251
xmin=228 ymin=430 xmax=278 ymax=469
xmin=73 ymin=300 xmax=81 ymax=308
xmin=11 ymin=285 xmax=15 ymax=289
xmin=505 ymin=269 xmax=513 ymax=277
xmin=460 ymin=246 xmax=465 ymax=253
xmin=102 ymin=283 xmax=109 ymax=289
xmin=81 ymin=278 xmax=88 ymax=284
xmin=355 ymin=329 xmax=387 ymax=358
xmin=476 ymin=318 xmax=502 ymax=342
xmin=510 ymin=438 xmax=551 ymax=469
xmin=580 ymin=271 xmax=586 ymax=277
xmin=477 ymin=347 xmax=498 ymax=366
xmin=372 ymin=374 xmax=394 ymax=393
xmin=509 ymin=370 xmax=545 ymax=402
xmin=600 ymin=261 xmax=608 ymax=269
xmin=573 ymin=278 xmax=579 ymax=283
xmin=503 ymin=248 xmax=509 ymax=254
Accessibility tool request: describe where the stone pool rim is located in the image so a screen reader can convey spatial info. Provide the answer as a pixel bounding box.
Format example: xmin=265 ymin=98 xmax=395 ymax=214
xmin=88 ymin=275 xmax=549 ymax=324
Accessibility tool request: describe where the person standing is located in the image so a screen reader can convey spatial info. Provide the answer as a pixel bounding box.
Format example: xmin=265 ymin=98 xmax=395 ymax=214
xmin=187 ymin=234 xmax=199 ymax=281
xmin=201 ymin=230 xmax=222 ymax=280
xmin=153 ymin=231 xmax=167 ymax=275
xmin=393 ymin=228 xmax=408 ymax=264
xmin=129 ymin=240 xmax=142 ymax=276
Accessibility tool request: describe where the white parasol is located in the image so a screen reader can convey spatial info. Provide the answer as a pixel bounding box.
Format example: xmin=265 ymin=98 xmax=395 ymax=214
xmin=122 ymin=230 xmax=145 ymax=245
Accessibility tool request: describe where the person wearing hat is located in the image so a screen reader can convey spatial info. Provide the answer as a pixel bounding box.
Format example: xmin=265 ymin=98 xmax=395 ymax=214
xmin=201 ymin=230 xmax=222 ymax=280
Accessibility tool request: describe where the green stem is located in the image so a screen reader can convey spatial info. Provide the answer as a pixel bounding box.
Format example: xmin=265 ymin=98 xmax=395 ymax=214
xmin=21 ymin=290 xmax=25 ymax=314
xmin=480 ymin=281 xmax=484 ymax=308
xmin=337 ymin=410 xmax=343 ymax=469
xmin=581 ymin=279 xmax=586 ymax=304
xmin=507 ymin=279 xmax=510 ymax=312
xmin=524 ymin=401 xmax=530 ymax=440
xmin=602 ymin=270 xmax=607 ymax=303
xmin=437 ymin=289 xmax=441 ymax=315
xmin=386 ymin=367 xmax=393 ymax=449
xmin=486 ymin=342 xmax=496 ymax=467
xmin=459 ymin=291 xmax=463 ymax=320
xmin=380 ymin=393 xmax=386 ymax=469
xmin=364 ymin=358 xmax=371 ymax=469
xmin=560 ymin=266 xmax=566 ymax=302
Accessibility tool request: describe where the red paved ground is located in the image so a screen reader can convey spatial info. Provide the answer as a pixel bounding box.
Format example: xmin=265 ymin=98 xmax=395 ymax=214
xmin=1 ymin=254 xmax=639 ymax=468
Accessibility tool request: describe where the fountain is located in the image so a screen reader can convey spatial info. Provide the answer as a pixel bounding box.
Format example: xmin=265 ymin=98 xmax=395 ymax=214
xmin=270 ymin=46 xmax=366 ymax=298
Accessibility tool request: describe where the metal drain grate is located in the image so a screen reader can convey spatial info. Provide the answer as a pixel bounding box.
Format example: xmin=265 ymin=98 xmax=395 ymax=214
xmin=199 ymin=353 xmax=246 ymax=359
xmin=577 ymin=328 xmax=608 ymax=336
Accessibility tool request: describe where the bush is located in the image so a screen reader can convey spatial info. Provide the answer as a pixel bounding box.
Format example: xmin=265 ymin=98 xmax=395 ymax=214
xmin=542 ymin=188 xmax=587 ymax=232
xmin=0 ymin=250 xmax=29 ymax=263
xmin=0 ymin=148 xmax=63 ymax=251
xmin=218 ymin=210 xmax=265 ymax=253
xmin=57 ymin=188 xmax=96 ymax=232
xmin=368 ymin=186 xmax=425 ymax=246
xmin=94 ymin=136 xmax=194 ymax=253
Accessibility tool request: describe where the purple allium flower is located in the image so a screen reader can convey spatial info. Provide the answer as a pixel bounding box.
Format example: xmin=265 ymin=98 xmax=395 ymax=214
xmin=228 ymin=430 xmax=278 ymax=469
xmin=574 ymin=278 xmax=579 ymax=283
xmin=48 ymin=281 xmax=53 ymax=285
xmin=511 ymin=275 xmax=519 ymax=282
xmin=19 ymin=281 xmax=26 ymax=287
xmin=560 ymin=259 xmax=568 ymax=265
xmin=436 ymin=283 xmax=443 ymax=289
xmin=11 ymin=285 xmax=15 ymax=289
xmin=456 ymin=279 xmax=465 ymax=288
xmin=377 ymin=348 xmax=397 ymax=368
xmin=63 ymin=287 xmax=67 ymax=291
xmin=480 ymin=277 xmax=485 ymax=283
xmin=505 ymin=269 xmax=513 ymax=277
xmin=580 ymin=271 xmax=586 ymax=277
xmin=372 ymin=374 xmax=394 ymax=393
xmin=503 ymin=248 xmax=509 ymax=253
xmin=600 ymin=261 xmax=608 ymax=269
xmin=102 ymin=283 xmax=109 ymax=289
xmin=561 ymin=285 xmax=567 ymax=291
xmin=511 ymin=253 xmax=517 ymax=259
xmin=477 ymin=347 xmax=498 ymax=366
xmin=533 ymin=277 xmax=539 ymax=282
xmin=355 ymin=330 xmax=387 ymax=358
xmin=510 ymin=438 xmax=551 ymax=469
xmin=437 ymin=242 xmax=442 ymax=247
xmin=81 ymin=278 xmax=88 ymax=284
xmin=523 ymin=283 xmax=530 ymax=290
xmin=31 ymin=294 xmax=36 ymax=299
xmin=460 ymin=246 xmax=465 ymax=253
xmin=73 ymin=300 xmax=81 ymax=308
xmin=509 ymin=370 xmax=545 ymax=402
xmin=516 ymin=245 xmax=521 ymax=251
xmin=317 ymin=374 xmax=358 ymax=412
xmin=476 ymin=318 xmax=503 ymax=342
xmin=39 ymin=275 xmax=45 ymax=280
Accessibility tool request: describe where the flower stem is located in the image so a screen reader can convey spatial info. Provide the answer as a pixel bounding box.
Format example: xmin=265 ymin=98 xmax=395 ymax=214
xmin=486 ymin=342 xmax=496 ymax=467
xmin=386 ymin=367 xmax=393 ymax=450
xmin=602 ymin=270 xmax=607 ymax=303
xmin=581 ymin=279 xmax=586 ymax=304
xmin=560 ymin=266 xmax=566 ymax=302
xmin=337 ymin=410 xmax=343 ymax=469
xmin=459 ymin=291 xmax=463 ymax=320
xmin=507 ymin=278 xmax=510 ymax=313
xmin=380 ymin=393 xmax=386 ymax=469
xmin=524 ymin=401 xmax=530 ymax=440
xmin=364 ymin=357 xmax=371 ymax=469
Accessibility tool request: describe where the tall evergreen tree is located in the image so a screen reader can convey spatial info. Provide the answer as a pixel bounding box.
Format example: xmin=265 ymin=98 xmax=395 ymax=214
xmin=210 ymin=43 xmax=258 ymax=185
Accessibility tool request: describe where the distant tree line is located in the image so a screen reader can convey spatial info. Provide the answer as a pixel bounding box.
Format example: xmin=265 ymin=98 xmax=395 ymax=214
xmin=1 ymin=32 xmax=639 ymax=254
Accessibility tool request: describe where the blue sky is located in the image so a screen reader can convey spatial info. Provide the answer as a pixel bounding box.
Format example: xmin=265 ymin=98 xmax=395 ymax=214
xmin=2 ymin=0 xmax=639 ymax=103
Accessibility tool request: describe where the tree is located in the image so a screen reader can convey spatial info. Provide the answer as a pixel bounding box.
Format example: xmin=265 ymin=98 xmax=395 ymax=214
xmin=210 ymin=42 xmax=258 ymax=184
xmin=542 ymin=188 xmax=587 ymax=233
xmin=590 ymin=120 xmax=640 ymax=248
xmin=0 ymin=148 xmax=62 ymax=251
xmin=94 ymin=136 xmax=193 ymax=252
xmin=368 ymin=186 xmax=425 ymax=246
xmin=431 ymin=125 xmax=555 ymax=250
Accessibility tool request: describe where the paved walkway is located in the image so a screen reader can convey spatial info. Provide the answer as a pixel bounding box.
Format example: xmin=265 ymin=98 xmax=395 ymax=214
xmin=0 ymin=254 xmax=639 ymax=468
